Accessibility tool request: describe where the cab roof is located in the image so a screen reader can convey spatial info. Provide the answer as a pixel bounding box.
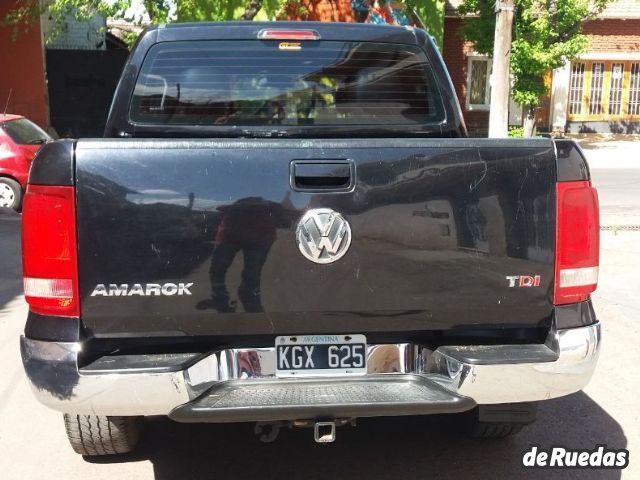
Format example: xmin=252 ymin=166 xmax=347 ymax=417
xmin=142 ymin=21 xmax=425 ymax=46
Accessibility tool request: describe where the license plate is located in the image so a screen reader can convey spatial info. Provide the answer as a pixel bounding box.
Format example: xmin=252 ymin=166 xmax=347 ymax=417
xmin=275 ymin=334 xmax=367 ymax=377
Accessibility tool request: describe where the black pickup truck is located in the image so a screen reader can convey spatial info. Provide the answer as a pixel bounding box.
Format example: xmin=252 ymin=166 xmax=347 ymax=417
xmin=20 ymin=22 xmax=601 ymax=455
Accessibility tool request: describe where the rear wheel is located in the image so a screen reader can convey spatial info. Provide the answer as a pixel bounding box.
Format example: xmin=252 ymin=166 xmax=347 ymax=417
xmin=469 ymin=421 xmax=526 ymax=438
xmin=467 ymin=402 xmax=538 ymax=438
xmin=63 ymin=414 xmax=142 ymax=456
xmin=0 ymin=177 xmax=22 ymax=211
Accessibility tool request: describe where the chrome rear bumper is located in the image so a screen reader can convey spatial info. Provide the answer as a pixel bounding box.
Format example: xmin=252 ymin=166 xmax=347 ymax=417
xmin=20 ymin=322 xmax=600 ymax=419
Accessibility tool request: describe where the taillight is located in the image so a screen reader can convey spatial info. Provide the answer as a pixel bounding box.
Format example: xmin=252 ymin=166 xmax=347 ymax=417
xmin=257 ymin=29 xmax=321 ymax=41
xmin=554 ymin=181 xmax=600 ymax=305
xmin=22 ymin=185 xmax=79 ymax=317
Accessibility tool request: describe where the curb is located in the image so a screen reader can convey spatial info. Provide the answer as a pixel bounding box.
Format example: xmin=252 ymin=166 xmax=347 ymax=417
xmin=601 ymin=225 xmax=640 ymax=231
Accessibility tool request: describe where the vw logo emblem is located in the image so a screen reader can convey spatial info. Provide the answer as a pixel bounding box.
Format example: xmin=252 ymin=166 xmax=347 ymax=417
xmin=296 ymin=208 xmax=352 ymax=264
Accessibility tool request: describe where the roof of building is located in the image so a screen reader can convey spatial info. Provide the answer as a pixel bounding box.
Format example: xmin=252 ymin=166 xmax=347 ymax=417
xmin=599 ymin=0 xmax=640 ymax=19
xmin=105 ymin=32 xmax=129 ymax=50
xmin=445 ymin=0 xmax=640 ymax=18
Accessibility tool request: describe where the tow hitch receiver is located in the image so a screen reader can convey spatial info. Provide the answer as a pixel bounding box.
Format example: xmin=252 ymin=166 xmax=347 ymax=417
xmin=314 ymin=421 xmax=336 ymax=443
xmin=253 ymin=418 xmax=354 ymax=443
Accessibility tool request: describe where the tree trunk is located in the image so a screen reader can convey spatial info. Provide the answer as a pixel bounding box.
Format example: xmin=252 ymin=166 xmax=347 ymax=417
xmin=488 ymin=0 xmax=515 ymax=138
xmin=241 ymin=0 xmax=264 ymax=20
xmin=523 ymin=106 xmax=537 ymax=137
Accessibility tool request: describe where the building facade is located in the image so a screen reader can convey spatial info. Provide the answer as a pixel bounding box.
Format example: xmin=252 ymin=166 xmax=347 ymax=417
xmin=4 ymin=0 xmax=636 ymax=135
xmin=550 ymin=1 xmax=640 ymax=134
xmin=444 ymin=0 xmax=640 ymax=135
xmin=442 ymin=5 xmax=492 ymax=136
xmin=443 ymin=0 xmax=548 ymax=136
xmin=0 ymin=3 xmax=49 ymax=129
xmin=41 ymin=13 xmax=107 ymax=50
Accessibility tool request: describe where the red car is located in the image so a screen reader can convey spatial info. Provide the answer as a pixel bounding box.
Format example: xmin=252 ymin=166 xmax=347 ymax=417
xmin=0 ymin=114 xmax=51 ymax=211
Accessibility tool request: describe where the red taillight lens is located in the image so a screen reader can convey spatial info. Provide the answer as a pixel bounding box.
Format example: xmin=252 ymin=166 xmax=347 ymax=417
xmin=554 ymin=181 xmax=600 ymax=305
xmin=257 ymin=29 xmax=321 ymax=41
xmin=22 ymin=185 xmax=79 ymax=317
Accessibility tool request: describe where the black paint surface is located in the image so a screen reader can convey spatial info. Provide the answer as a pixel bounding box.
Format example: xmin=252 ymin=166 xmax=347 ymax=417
xmin=74 ymin=138 xmax=557 ymax=342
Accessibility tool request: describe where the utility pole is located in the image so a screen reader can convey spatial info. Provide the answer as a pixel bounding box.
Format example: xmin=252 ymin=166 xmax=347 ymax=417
xmin=487 ymin=0 xmax=515 ymax=138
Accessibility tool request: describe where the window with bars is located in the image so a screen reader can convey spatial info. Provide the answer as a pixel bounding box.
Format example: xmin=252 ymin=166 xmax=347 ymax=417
xmin=568 ymin=60 xmax=640 ymax=120
xmin=608 ymin=63 xmax=624 ymax=115
xmin=569 ymin=63 xmax=585 ymax=115
xmin=588 ymin=63 xmax=604 ymax=115
xmin=629 ymin=63 xmax=640 ymax=116
xmin=466 ymin=57 xmax=492 ymax=110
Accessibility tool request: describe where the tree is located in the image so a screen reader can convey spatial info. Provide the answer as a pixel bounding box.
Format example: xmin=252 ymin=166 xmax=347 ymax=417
xmin=1 ymin=0 xmax=290 ymax=43
xmin=458 ymin=0 xmax=612 ymax=136
xmin=176 ymin=0 xmax=288 ymax=21
xmin=403 ymin=0 xmax=445 ymax=47
xmin=2 ymin=1 xmax=133 ymax=39
xmin=4 ymin=0 xmax=447 ymax=46
xmin=1 ymin=0 xmax=318 ymax=32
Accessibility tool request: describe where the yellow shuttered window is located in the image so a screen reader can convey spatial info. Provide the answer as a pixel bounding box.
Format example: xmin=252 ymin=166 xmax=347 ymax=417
xmin=567 ymin=60 xmax=640 ymax=121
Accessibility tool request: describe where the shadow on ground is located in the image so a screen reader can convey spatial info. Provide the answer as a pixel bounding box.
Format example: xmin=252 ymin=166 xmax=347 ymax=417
xmin=569 ymin=133 xmax=640 ymax=149
xmin=3 ymin=207 xmax=628 ymax=478
xmin=90 ymin=391 xmax=626 ymax=480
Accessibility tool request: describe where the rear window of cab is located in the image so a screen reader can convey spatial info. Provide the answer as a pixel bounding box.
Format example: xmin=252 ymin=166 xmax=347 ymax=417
xmin=129 ymin=40 xmax=445 ymax=127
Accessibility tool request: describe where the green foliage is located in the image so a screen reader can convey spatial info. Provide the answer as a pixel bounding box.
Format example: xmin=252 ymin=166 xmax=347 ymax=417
xmin=507 ymin=126 xmax=524 ymax=137
xmin=457 ymin=0 xmax=495 ymax=54
xmin=262 ymin=0 xmax=293 ymax=18
xmin=2 ymin=1 xmax=132 ymax=41
xmin=175 ymin=0 xmax=297 ymax=21
xmin=405 ymin=0 xmax=444 ymax=47
xmin=2 ymin=0 xmax=294 ymax=44
xmin=3 ymin=0 xmax=447 ymax=49
xmin=176 ymin=0 xmax=245 ymax=21
xmin=458 ymin=0 xmax=612 ymax=108
xmin=141 ymin=0 xmax=172 ymax=22
xmin=118 ymin=29 xmax=141 ymax=46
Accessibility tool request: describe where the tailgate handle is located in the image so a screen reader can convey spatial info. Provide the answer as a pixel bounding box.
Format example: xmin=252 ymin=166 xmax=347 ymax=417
xmin=291 ymin=161 xmax=354 ymax=192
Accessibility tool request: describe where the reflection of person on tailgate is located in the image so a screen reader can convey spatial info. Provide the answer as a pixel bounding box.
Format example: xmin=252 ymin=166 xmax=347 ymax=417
xmin=198 ymin=197 xmax=283 ymax=313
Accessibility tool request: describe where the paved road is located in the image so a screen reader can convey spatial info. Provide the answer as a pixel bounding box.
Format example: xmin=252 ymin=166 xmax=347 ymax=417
xmin=1 ymin=205 xmax=638 ymax=478
xmin=583 ymin=143 xmax=640 ymax=227
xmin=590 ymin=169 xmax=640 ymax=227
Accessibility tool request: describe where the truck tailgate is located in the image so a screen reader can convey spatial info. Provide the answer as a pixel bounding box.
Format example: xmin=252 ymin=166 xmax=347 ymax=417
xmin=75 ymin=138 xmax=556 ymax=339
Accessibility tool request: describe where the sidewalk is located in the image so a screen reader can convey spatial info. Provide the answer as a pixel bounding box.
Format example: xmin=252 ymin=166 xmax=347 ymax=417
xmin=570 ymin=134 xmax=640 ymax=169
xmin=576 ymin=137 xmax=640 ymax=228
xmin=569 ymin=133 xmax=640 ymax=146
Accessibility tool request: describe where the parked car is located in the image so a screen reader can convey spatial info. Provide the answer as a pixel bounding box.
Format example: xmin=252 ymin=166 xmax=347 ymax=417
xmin=20 ymin=22 xmax=600 ymax=456
xmin=0 ymin=114 xmax=51 ymax=211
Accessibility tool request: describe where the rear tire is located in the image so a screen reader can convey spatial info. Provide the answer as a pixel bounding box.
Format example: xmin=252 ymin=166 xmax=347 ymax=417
xmin=0 ymin=177 xmax=22 ymax=212
xmin=467 ymin=402 xmax=538 ymax=439
xmin=469 ymin=422 xmax=525 ymax=438
xmin=63 ymin=414 xmax=142 ymax=456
